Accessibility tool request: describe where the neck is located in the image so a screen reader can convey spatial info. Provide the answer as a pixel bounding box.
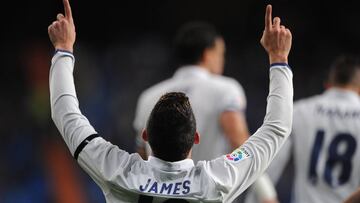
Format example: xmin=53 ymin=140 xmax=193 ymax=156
xmin=186 ymin=150 xmax=192 ymax=159
xmin=151 ymin=152 xmax=192 ymax=162
xmin=197 ymin=62 xmax=212 ymax=73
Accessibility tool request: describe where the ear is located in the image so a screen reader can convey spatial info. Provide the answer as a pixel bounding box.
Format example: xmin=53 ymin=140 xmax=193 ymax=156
xmin=202 ymin=48 xmax=212 ymax=64
xmin=194 ymin=131 xmax=200 ymax=144
xmin=142 ymin=129 xmax=148 ymax=142
xmin=324 ymin=82 xmax=331 ymax=90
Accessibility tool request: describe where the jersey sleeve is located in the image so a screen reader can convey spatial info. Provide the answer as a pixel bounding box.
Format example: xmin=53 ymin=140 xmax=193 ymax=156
xmin=203 ymin=64 xmax=293 ymax=203
xmin=265 ymin=101 xmax=303 ymax=183
xmin=219 ymin=79 xmax=247 ymax=113
xmin=50 ymin=50 xmax=133 ymax=190
xmin=265 ymin=136 xmax=292 ymax=183
xmin=50 ymin=50 xmax=96 ymax=154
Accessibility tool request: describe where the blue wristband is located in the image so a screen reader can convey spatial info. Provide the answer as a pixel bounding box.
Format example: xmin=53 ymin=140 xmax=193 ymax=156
xmin=54 ymin=49 xmax=73 ymax=55
xmin=270 ymin=63 xmax=291 ymax=70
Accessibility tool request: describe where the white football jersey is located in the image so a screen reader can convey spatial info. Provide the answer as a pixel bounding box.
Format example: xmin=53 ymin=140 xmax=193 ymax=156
xmin=133 ymin=66 xmax=246 ymax=163
xmin=267 ymin=88 xmax=360 ymax=203
xmin=50 ymin=51 xmax=293 ymax=203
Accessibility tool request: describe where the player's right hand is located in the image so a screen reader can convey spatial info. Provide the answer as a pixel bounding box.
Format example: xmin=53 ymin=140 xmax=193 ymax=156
xmin=48 ymin=0 xmax=76 ymax=53
xmin=260 ymin=5 xmax=292 ymax=64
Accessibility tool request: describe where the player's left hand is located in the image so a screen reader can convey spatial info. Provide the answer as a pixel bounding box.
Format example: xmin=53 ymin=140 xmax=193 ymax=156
xmin=48 ymin=0 xmax=76 ymax=52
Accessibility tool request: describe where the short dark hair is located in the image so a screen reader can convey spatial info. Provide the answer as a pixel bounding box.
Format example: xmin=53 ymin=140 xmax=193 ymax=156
xmin=328 ymin=55 xmax=360 ymax=86
xmin=174 ymin=22 xmax=221 ymax=66
xmin=146 ymin=92 xmax=196 ymax=162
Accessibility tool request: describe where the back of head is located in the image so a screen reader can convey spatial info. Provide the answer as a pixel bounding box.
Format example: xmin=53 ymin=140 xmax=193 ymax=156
xmin=174 ymin=22 xmax=220 ymax=66
xmin=328 ymin=55 xmax=360 ymax=87
xmin=146 ymin=92 xmax=196 ymax=162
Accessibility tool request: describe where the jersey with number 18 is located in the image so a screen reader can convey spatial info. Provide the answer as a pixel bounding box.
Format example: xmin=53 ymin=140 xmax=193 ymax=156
xmin=268 ymin=88 xmax=360 ymax=203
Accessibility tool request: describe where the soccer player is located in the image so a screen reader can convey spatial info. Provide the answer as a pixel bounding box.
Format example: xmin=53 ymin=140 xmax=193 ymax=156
xmin=48 ymin=0 xmax=293 ymax=202
xmin=134 ymin=21 xmax=248 ymax=164
xmin=133 ymin=21 xmax=278 ymax=203
xmin=266 ymin=55 xmax=360 ymax=203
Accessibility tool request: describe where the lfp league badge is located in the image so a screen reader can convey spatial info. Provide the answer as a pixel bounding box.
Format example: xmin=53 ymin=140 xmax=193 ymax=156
xmin=226 ymin=148 xmax=251 ymax=162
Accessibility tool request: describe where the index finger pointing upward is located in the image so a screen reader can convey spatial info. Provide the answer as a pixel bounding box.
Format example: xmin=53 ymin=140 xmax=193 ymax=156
xmin=63 ymin=0 xmax=73 ymax=20
xmin=265 ymin=4 xmax=272 ymax=30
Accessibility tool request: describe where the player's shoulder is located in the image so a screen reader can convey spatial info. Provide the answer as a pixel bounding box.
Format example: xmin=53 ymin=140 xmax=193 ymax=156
xmin=209 ymin=74 xmax=244 ymax=93
xmin=294 ymin=93 xmax=324 ymax=110
xmin=212 ymin=75 xmax=241 ymax=87
xmin=293 ymin=89 xmax=360 ymax=109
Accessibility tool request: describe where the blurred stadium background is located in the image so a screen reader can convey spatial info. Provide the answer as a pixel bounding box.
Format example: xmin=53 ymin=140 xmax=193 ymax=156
xmin=1 ymin=0 xmax=360 ymax=202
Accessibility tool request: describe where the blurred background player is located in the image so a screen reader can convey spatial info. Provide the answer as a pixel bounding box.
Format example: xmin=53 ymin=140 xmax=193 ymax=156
xmin=133 ymin=22 xmax=278 ymax=203
xmin=134 ymin=22 xmax=248 ymax=163
xmin=265 ymin=55 xmax=360 ymax=203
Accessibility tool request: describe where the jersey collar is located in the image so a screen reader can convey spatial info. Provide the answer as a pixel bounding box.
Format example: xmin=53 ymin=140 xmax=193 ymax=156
xmin=325 ymin=88 xmax=360 ymax=102
xmin=148 ymin=156 xmax=195 ymax=171
xmin=173 ymin=65 xmax=211 ymax=80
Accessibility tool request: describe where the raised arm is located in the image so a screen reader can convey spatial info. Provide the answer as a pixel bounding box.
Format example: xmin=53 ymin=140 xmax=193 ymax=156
xmin=246 ymin=4 xmax=293 ymax=170
xmin=48 ymin=0 xmax=99 ymax=157
xmin=205 ymin=5 xmax=293 ymax=202
xmin=48 ymin=0 xmax=135 ymax=192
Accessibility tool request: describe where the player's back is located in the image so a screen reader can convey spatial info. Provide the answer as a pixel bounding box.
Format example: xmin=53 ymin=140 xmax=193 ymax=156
xmin=99 ymin=154 xmax=223 ymax=203
xmin=134 ymin=66 xmax=246 ymax=162
xmin=291 ymin=88 xmax=360 ymax=203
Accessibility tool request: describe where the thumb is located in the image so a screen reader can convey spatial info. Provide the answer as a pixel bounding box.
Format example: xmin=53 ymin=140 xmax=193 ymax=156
xmin=57 ymin=13 xmax=65 ymax=21
xmin=260 ymin=31 xmax=265 ymax=45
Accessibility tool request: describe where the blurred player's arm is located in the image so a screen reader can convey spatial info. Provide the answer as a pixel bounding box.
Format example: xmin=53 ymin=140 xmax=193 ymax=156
xmin=344 ymin=188 xmax=360 ymax=203
xmin=220 ymin=111 xmax=249 ymax=149
xmin=217 ymin=76 xmax=248 ymax=149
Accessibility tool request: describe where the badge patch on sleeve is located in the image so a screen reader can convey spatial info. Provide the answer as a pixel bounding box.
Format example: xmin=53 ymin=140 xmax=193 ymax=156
xmin=225 ymin=148 xmax=251 ymax=163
